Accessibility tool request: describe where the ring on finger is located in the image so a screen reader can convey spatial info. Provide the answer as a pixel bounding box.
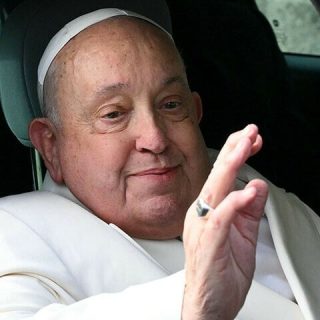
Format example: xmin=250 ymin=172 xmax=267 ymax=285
xmin=196 ymin=198 xmax=214 ymax=217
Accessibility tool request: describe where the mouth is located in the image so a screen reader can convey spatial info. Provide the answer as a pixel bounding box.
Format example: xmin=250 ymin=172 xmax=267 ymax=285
xmin=133 ymin=166 xmax=179 ymax=177
xmin=129 ymin=165 xmax=181 ymax=185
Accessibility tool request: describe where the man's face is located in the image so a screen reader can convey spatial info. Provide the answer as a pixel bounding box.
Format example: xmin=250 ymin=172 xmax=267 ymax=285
xmin=45 ymin=18 xmax=210 ymax=239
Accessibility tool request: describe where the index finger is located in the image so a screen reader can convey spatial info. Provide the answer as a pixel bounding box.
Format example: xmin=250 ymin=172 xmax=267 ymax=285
xmin=201 ymin=124 xmax=262 ymax=209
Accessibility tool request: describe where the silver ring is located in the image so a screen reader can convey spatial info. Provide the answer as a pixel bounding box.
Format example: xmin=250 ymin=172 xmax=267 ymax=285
xmin=196 ymin=198 xmax=214 ymax=217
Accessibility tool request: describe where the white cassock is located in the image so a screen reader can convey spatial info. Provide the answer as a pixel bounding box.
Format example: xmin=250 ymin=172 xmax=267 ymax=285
xmin=0 ymin=149 xmax=319 ymax=319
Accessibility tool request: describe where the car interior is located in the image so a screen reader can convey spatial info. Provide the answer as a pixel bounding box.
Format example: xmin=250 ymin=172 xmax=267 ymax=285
xmin=0 ymin=0 xmax=319 ymax=214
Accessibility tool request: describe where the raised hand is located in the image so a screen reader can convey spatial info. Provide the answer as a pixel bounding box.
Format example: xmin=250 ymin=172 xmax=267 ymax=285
xmin=182 ymin=124 xmax=269 ymax=320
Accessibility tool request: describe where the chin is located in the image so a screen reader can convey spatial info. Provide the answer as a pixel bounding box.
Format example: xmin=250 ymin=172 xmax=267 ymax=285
xmin=128 ymin=202 xmax=187 ymax=239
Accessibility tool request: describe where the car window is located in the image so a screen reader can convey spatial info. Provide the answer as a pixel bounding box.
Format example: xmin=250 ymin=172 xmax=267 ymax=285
xmin=256 ymin=0 xmax=320 ymax=55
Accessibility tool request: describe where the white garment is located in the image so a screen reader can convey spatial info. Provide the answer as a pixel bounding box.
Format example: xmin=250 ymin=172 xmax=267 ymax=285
xmin=255 ymin=216 xmax=294 ymax=300
xmin=231 ymin=161 xmax=294 ymax=301
xmin=0 ymin=151 xmax=319 ymax=319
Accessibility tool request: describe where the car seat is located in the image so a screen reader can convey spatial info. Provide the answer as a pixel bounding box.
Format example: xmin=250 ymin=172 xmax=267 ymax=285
xmin=0 ymin=0 xmax=35 ymax=196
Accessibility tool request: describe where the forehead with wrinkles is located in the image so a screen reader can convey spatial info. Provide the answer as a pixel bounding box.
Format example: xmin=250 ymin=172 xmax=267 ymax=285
xmin=44 ymin=16 xmax=183 ymax=117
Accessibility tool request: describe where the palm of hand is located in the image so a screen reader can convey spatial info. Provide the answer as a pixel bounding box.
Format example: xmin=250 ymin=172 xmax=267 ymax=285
xmin=182 ymin=125 xmax=269 ymax=320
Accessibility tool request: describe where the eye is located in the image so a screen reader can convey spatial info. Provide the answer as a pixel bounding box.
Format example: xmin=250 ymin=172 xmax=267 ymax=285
xmin=93 ymin=105 xmax=131 ymax=134
xmin=163 ymin=101 xmax=182 ymax=109
xmin=159 ymin=97 xmax=189 ymax=122
xmin=103 ymin=110 xmax=124 ymax=119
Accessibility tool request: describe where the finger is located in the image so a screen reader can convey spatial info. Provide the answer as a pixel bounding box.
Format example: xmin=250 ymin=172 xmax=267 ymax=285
xmin=201 ymin=128 xmax=261 ymax=208
xmin=243 ymin=179 xmax=269 ymax=220
xmin=185 ymin=187 xmax=255 ymax=243
xmin=205 ymin=187 xmax=257 ymax=239
xmin=216 ymin=124 xmax=261 ymax=162
xmin=184 ymin=124 xmax=263 ymax=233
xmin=203 ymin=180 xmax=268 ymax=247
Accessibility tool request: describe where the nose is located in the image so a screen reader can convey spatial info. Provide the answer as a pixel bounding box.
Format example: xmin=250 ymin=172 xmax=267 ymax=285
xmin=134 ymin=111 xmax=169 ymax=154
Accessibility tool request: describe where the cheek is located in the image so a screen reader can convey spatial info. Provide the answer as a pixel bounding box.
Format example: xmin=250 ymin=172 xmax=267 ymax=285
xmin=168 ymin=119 xmax=204 ymax=154
xmin=167 ymin=120 xmax=209 ymax=187
xmin=58 ymin=133 xmax=131 ymax=190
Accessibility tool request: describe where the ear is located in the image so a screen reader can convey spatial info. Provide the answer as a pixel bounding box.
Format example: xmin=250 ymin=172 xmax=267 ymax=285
xmin=192 ymin=91 xmax=203 ymax=123
xmin=29 ymin=118 xmax=63 ymax=184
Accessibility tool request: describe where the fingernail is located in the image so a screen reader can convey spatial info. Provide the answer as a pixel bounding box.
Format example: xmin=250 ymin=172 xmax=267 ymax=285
xmin=245 ymin=186 xmax=257 ymax=197
xmin=243 ymin=124 xmax=253 ymax=134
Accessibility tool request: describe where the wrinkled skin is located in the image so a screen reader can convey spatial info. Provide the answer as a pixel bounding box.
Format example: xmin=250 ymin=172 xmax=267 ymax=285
xmin=30 ymin=17 xmax=268 ymax=319
xmin=30 ymin=18 xmax=210 ymax=239
xmin=183 ymin=124 xmax=268 ymax=319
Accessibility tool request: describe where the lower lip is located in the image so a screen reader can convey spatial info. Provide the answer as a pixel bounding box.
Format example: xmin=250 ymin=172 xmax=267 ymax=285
xmin=132 ymin=167 xmax=179 ymax=183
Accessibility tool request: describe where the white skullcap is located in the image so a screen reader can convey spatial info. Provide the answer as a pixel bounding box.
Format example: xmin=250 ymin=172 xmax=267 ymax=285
xmin=37 ymin=8 xmax=172 ymax=109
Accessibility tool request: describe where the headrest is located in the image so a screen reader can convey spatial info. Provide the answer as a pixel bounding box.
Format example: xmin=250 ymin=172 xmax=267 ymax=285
xmin=0 ymin=0 xmax=172 ymax=146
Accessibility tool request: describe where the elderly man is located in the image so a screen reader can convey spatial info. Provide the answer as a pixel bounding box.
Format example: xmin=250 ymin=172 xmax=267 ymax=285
xmin=0 ymin=1 xmax=319 ymax=320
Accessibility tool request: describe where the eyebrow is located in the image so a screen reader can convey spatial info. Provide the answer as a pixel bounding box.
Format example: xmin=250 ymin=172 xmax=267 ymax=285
xmin=163 ymin=75 xmax=189 ymax=89
xmin=95 ymin=82 xmax=129 ymax=96
xmin=95 ymin=75 xmax=188 ymax=97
